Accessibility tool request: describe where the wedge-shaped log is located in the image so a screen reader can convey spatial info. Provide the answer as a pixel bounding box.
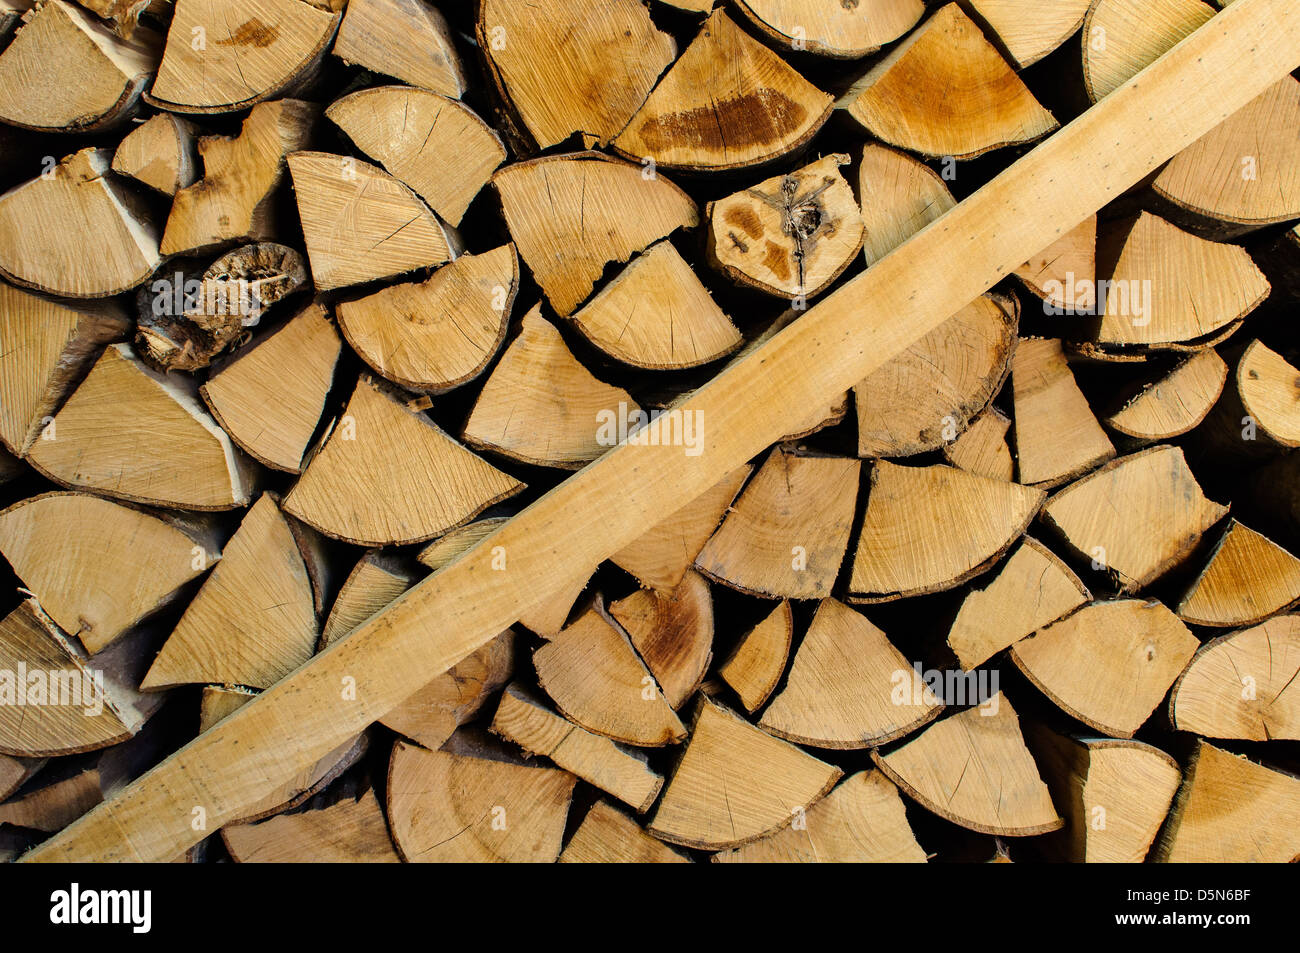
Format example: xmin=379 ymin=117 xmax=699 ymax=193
xmin=111 ymin=113 xmax=198 ymax=196
xmin=147 ymin=0 xmax=340 ymax=113
xmin=570 ymin=241 xmax=741 ymax=369
xmin=964 ymin=0 xmax=1092 ymax=69
xmin=0 ymin=283 xmax=128 ymax=455
xmin=1039 ymin=445 xmax=1227 ymax=591
xmin=0 ymin=0 xmax=158 ymax=131
xmin=463 ymin=308 xmax=639 ymax=469
xmin=0 ymin=492 xmax=217 ymax=654
xmin=608 ymin=571 xmax=713 ymax=709
xmin=947 ymin=536 xmax=1090 ymax=671
xmin=337 ymin=246 xmax=516 ymax=394
xmin=1154 ymin=741 xmax=1300 ymax=862
xmin=695 ymin=446 xmax=859 ymax=600
xmin=714 ymin=770 xmax=927 ymax=863
xmin=0 ymin=149 xmax=161 ymax=298
xmin=533 ymin=605 xmax=685 ymax=746
xmin=872 ymin=693 xmax=1062 ymax=836
xmin=849 ymin=461 xmax=1045 ymax=602
xmin=284 ymin=377 xmax=523 ymax=546
xmin=1024 ymin=725 xmax=1181 ymax=863
xmin=559 ymin=800 xmax=690 ymax=863
xmin=733 ymin=0 xmax=923 ymax=58
xmin=1175 ymin=520 xmax=1300 ymax=626
xmin=759 ymin=598 xmax=943 ymax=748
xmin=334 ymin=0 xmax=464 ymax=98
xmin=1012 ymin=337 xmax=1115 ymax=486
xmin=143 ymin=494 xmax=318 ymax=690
xmin=1009 ymin=598 xmax=1199 ymax=737
xmin=612 ymin=10 xmax=834 ymax=171
xmin=858 ymin=142 xmax=955 ymax=265
xmin=839 ymin=3 xmax=1058 ymax=159
xmin=492 ymin=682 xmax=663 ymax=813
xmin=718 ymin=599 xmax=792 ymax=714
xmin=387 ymin=736 xmax=576 ymax=863
xmin=26 ymin=343 xmax=256 ymax=510
xmin=1105 ymin=349 xmax=1227 ymax=442
xmin=200 ymin=302 xmax=342 ymax=473
xmin=289 ymin=151 xmax=456 ymax=291
xmin=223 ymin=788 xmax=399 ymax=863
xmin=648 ymin=696 xmax=842 ymax=850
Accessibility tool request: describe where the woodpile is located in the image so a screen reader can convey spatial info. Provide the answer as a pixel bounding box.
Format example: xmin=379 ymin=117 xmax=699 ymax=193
xmin=0 ymin=0 xmax=1298 ymax=867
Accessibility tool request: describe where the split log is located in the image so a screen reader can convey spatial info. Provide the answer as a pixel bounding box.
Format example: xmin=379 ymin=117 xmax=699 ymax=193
xmin=111 ymin=113 xmax=198 ymax=196
xmin=857 ymin=142 xmax=955 ymax=265
xmin=325 ymin=86 xmax=504 ymax=226
xmin=380 ymin=630 xmax=515 ymax=750
xmin=491 ymin=682 xmax=664 ymax=813
xmin=854 ymin=293 xmax=1016 ymax=458
xmin=943 ymin=405 xmax=1014 ymax=481
xmin=386 ymin=735 xmax=577 ymax=863
xmin=1023 ymin=725 xmax=1181 ymax=863
xmin=137 ymin=242 xmax=310 ymax=373
xmin=25 ymin=343 xmax=257 ymax=510
xmin=0 ymin=0 xmax=159 ymax=132
xmin=1104 ymin=349 xmax=1228 ymax=442
xmin=0 ymin=492 xmax=218 ymax=654
xmin=1082 ymin=0 xmax=1215 ymax=103
xmin=1009 ymin=598 xmax=1199 ymax=737
xmin=198 ymin=685 xmax=369 ymax=824
xmin=0 ymin=148 xmax=161 ymax=298
xmin=706 ymin=154 xmax=863 ymax=301
xmin=492 ymin=151 xmax=698 ymax=316
xmin=518 ymin=572 xmax=593 ymax=639
xmin=282 ymin=376 xmax=523 ymax=546
xmin=1200 ymin=339 xmax=1300 ymax=454
xmin=848 ymin=461 xmax=1045 ymax=602
xmin=0 ymin=754 xmax=42 ymax=802
xmin=0 ymin=601 xmax=160 ymax=757
xmin=319 ymin=551 xmax=421 ymax=650
xmin=611 ymin=10 xmax=834 ymax=171
xmin=1152 ymin=76 xmax=1300 ymax=236
xmin=0 ymin=763 xmax=106 ymax=832
xmin=718 ymin=600 xmax=792 ymax=714
xmin=0 ymin=282 xmax=128 ymax=455
xmin=1175 ymin=519 xmax=1300 ymax=626
xmin=733 ymin=0 xmax=924 ymax=58
xmin=533 ymin=604 xmax=686 ymax=746
xmin=142 ymin=493 xmax=318 ymax=690
xmin=570 ymin=241 xmax=741 ymax=369
xmin=161 ymin=99 xmax=317 ymax=257
xmin=287 ymin=151 xmax=456 ymax=291
xmin=147 ymin=0 xmax=341 ymax=113
xmin=1169 ymin=614 xmax=1300 ymax=740
xmin=417 ymin=517 xmax=509 ymax=572
xmin=608 ymin=571 xmax=712 ymax=710
xmin=758 ymin=598 xmax=943 ymax=748
xmin=611 ymin=465 xmax=751 ymax=590
xmin=1153 ymin=740 xmax=1300 ymax=862
xmin=1011 ymin=337 xmax=1115 ymax=486
xmin=462 ymin=308 xmax=638 ymax=469
xmin=871 ymin=693 xmax=1063 ymax=836
xmin=694 ymin=446 xmax=859 ymax=600
xmin=1086 ymin=212 xmax=1269 ymax=350
xmin=713 ymin=770 xmax=927 ymax=863
xmin=838 ymin=3 xmax=1058 ymax=160
xmin=477 ymin=0 xmax=674 ymax=150
xmin=336 ymin=245 xmax=516 ymax=393
xmin=1039 ymin=445 xmax=1228 ymax=591
xmin=963 ymin=0 xmax=1092 ymax=69
xmin=1013 ymin=216 xmax=1097 ymax=313
xmin=223 ymin=788 xmax=399 ymax=863
xmin=334 ymin=0 xmax=464 ymax=98
xmin=647 ymin=696 xmax=842 ymax=850
xmin=200 ymin=301 xmax=342 ymax=473
xmin=947 ymin=536 xmax=1090 ymax=671
xmin=559 ymin=800 xmax=690 ymax=863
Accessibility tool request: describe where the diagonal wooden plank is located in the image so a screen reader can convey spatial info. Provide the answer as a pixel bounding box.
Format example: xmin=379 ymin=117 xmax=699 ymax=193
xmin=27 ymin=0 xmax=1300 ymax=862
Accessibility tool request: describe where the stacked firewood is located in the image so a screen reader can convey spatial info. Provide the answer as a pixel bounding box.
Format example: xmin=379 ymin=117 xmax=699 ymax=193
xmin=0 ymin=0 xmax=1298 ymax=863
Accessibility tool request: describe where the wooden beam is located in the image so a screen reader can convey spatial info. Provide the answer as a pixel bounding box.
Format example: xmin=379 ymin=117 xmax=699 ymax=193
xmin=26 ymin=0 xmax=1300 ymax=863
